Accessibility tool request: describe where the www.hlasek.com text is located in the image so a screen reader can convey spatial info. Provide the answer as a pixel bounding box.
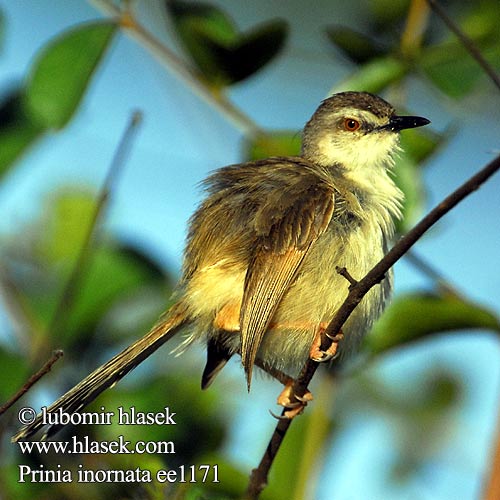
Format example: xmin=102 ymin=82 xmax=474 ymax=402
xmin=17 ymin=435 xmax=175 ymax=455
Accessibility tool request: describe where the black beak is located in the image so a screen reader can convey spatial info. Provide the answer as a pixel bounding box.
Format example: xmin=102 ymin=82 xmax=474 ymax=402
xmin=382 ymin=115 xmax=430 ymax=132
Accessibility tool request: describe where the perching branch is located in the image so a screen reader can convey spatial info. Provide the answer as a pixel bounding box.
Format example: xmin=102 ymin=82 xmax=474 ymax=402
xmin=245 ymin=153 xmax=500 ymax=499
xmin=0 ymin=350 xmax=63 ymax=417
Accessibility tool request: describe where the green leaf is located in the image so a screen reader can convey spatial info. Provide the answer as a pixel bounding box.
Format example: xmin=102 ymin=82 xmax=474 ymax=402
xmin=222 ymin=19 xmax=287 ymax=84
xmin=2 ymin=188 xmax=169 ymax=345
xmin=420 ymin=2 xmax=500 ymax=98
xmin=393 ymin=127 xmax=448 ymax=231
xmin=325 ymin=26 xmax=386 ymax=64
xmin=168 ymin=1 xmax=287 ymax=86
xmin=393 ymin=155 xmax=426 ymax=232
xmin=367 ymin=0 xmax=410 ymax=31
xmin=36 ymin=188 xmax=97 ymax=262
xmin=23 ymin=21 xmax=117 ymax=129
xmin=98 ymin=374 xmax=225 ymax=465
xmin=398 ymin=126 xmax=448 ymax=165
xmin=168 ymin=0 xmax=238 ymax=45
xmin=245 ymin=130 xmax=301 ymax=161
xmin=366 ymin=292 xmax=500 ymax=355
xmin=60 ymin=245 xmax=166 ymax=343
xmin=421 ymin=42 xmax=500 ymax=98
xmin=0 ymin=89 xmax=44 ymax=177
xmin=332 ymin=56 xmax=408 ymax=94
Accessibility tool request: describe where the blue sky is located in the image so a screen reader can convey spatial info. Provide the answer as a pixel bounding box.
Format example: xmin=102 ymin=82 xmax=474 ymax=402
xmin=1 ymin=1 xmax=500 ymax=499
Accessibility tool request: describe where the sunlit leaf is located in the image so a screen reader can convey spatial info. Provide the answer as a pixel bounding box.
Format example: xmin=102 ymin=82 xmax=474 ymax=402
xmin=245 ymin=130 xmax=301 ymax=161
xmin=332 ymin=56 xmax=408 ymax=94
xmin=325 ymin=26 xmax=386 ymax=64
xmin=35 ymin=188 xmax=97 ymax=263
xmin=366 ymin=292 xmax=500 ymax=355
xmin=23 ymin=21 xmax=117 ymax=129
xmin=168 ymin=1 xmax=287 ymax=86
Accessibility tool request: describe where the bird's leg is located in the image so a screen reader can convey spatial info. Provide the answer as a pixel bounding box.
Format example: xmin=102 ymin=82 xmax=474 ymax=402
xmin=276 ymin=381 xmax=314 ymax=419
xmin=309 ymin=323 xmax=344 ymax=362
xmin=252 ymin=358 xmax=313 ymax=419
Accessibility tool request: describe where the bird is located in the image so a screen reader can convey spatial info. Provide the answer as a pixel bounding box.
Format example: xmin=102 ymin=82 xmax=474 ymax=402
xmin=13 ymin=91 xmax=430 ymax=440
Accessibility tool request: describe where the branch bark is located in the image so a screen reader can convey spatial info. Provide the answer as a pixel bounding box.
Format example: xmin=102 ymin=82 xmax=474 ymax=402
xmin=0 ymin=350 xmax=63 ymax=416
xmin=245 ymin=153 xmax=500 ymax=498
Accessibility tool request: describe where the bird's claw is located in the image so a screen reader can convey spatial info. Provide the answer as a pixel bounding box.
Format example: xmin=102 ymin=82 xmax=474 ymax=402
xmin=309 ymin=330 xmax=344 ymax=363
xmin=273 ymin=381 xmax=313 ymax=419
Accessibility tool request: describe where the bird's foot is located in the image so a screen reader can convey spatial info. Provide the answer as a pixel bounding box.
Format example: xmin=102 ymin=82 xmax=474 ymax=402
xmin=309 ymin=326 xmax=344 ymax=362
xmin=274 ymin=380 xmax=313 ymax=419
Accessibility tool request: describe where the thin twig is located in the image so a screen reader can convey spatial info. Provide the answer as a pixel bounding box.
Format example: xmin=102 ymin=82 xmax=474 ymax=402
xmin=42 ymin=111 xmax=143 ymax=350
xmin=425 ymin=0 xmax=500 ymax=91
xmin=245 ymin=153 xmax=500 ymax=498
xmin=335 ymin=266 xmax=358 ymax=287
xmin=0 ymin=350 xmax=64 ymax=416
xmin=89 ymin=0 xmax=262 ymax=137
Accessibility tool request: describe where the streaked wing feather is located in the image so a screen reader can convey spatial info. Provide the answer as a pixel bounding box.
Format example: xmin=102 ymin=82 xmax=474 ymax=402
xmin=240 ymin=182 xmax=335 ymax=386
xmin=240 ymin=248 xmax=308 ymax=386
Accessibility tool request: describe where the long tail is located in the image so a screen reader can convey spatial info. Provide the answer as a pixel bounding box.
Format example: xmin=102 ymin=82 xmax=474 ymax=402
xmin=12 ymin=302 xmax=189 ymax=442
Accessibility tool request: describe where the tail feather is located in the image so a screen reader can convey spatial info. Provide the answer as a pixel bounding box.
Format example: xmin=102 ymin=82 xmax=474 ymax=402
xmin=12 ymin=303 xmax=188 ymax=442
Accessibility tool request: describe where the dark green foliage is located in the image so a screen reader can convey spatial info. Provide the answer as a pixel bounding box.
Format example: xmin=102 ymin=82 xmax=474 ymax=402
xmin=167 ymin=1 xmax=287 ymax=87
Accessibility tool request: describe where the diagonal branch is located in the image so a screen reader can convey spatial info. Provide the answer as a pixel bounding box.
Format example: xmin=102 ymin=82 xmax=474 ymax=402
xmin=245 ymin=153 xmax=500 ymax=498
xmin=0 ymin=350 xmax=64 ymax=416
xmin=425 ymin=0 xmax=500 ymax=91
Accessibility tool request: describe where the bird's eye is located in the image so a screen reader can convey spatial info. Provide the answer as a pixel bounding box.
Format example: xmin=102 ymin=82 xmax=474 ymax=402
xmin=344 ymin=118 xmax=360 ymax=132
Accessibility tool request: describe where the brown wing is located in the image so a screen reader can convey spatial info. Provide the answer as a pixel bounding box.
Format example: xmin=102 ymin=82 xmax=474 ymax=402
xmin=240 ymin=180 xmax=335 ymax=387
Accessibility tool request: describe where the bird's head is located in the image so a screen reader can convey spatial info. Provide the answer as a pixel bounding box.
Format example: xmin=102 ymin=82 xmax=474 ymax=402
xmin=301 ymin=92 xmax=430 ymax=171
